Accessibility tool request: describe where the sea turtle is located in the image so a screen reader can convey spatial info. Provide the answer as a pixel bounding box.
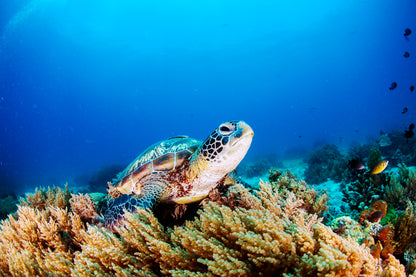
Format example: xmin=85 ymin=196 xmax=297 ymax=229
xmin=104 ymin=120 xmax=253 ymax=231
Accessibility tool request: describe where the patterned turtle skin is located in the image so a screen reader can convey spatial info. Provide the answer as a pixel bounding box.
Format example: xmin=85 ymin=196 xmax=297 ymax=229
xmin=104 ymin=120 xmax=253 ymax=231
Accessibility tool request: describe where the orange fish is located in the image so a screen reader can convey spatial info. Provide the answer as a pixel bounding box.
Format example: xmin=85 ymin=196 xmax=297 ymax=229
xmin=369 ymin=160 xmax=389 ymax=174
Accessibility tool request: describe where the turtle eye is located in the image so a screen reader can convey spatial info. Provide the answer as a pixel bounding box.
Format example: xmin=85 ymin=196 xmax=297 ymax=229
xmin=218 ymin=123 xmax=234 ymax=135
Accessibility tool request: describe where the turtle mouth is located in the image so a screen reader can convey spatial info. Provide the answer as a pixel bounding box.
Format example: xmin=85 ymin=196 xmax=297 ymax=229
xmin=231 ymin=129 xmax=254 ymax=147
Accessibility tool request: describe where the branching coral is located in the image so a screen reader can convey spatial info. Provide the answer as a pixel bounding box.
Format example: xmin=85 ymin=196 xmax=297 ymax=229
xmin=69 ymin=193 xmax=101 ymax=223
xmin=393 ymin=200 xmax=416 ymax=256
xmin=0 ymin=205 xmax=85 ymax=276
xmin=268 ymin=170 xmax=329 ymax=216
xmin=384 ymin=164 xmax=416 ymax=210
xmin=19 ymin=184 xmax=71 ymax=210
xmin=0 ymin=173 xmax=407 ymax=276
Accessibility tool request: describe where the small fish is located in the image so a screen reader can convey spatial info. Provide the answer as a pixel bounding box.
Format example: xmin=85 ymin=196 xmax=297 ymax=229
xmin=402 ymin=107 xmax=408 ymax=114
xmin=369 ymin=160 xmax=389 ymax=174
xmin=405 ymin=123 xmax=415 ymax=142
xmin=405 ymin=28 xmax=412 ymax=35
xmin=411 ymin=86 xmax=415 ymax=92
xmin=405 ymin=129 xmax=414 ymax=139
xmin=367 ymin=211 xmax=385 ymax=223
xmin=389 ymin=82 xmax=397 ymax=90
xmin=404 ymin=52 xmax=410 ymax=58
xmin=404 ymin=28 xmax=412 ymax=40
xmin=348 ymin=158 xmax=365 ymax=170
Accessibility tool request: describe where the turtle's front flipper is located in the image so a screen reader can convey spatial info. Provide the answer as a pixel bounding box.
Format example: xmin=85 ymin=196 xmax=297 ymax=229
xmin=104 ymin=178 xmax=169 ymax=231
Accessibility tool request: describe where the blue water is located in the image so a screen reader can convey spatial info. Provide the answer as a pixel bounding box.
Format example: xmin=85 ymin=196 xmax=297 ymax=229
xmin=0 ymin=0 xmax=415 ymax=195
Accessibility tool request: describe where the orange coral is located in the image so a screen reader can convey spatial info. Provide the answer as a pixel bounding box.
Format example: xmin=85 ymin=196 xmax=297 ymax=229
xmin=359 ymin=200 xmax=388 ymax=224
xmin=19 ymin=184 xmax=71 ymax=210
xmin=376 ymin=225 xmax=395 ymax=245
xmin=381 ymin=242 xmax=396 ymax=260
xmin=0 ymin=175 xmax=409 ymax=276
xmin=371 ymin=241 xmax=383 ymax=259
xmin=380 ymin=254 xmax=406 ymax=277
xmin=372 ymin=200 xmax=388 ymax=217
xmin=69 ymin=193 xmax=101 ymax=224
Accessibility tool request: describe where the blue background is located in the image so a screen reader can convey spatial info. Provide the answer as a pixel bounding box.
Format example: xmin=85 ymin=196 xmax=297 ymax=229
xmin=0 ymin=0 xmax=415 ymax=195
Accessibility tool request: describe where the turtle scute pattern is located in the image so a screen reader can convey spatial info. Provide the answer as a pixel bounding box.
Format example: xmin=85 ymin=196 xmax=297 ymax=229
xmin=125 ymin=137 xmax=200 ymax=175
xmin=108 ymin=137 xmax=200 ymax=198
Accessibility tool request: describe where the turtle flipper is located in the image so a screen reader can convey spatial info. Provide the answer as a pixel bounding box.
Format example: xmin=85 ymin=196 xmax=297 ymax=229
xmin=104 ymin=178 xmax=169 ymax=231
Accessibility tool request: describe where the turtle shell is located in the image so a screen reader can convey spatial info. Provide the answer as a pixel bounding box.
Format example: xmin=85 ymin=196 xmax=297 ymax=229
xmin=109 ymin=136 xmax=200 ymax=197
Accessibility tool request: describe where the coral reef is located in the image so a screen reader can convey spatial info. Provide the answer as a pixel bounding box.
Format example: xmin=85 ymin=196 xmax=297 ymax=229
xmin=69 ymin=193 xmax=101 ymax=224
xmin=393 ymin=200 xmax=416 ymax=256
xmin=353 ymin=129 xmax=416 ymax=169
xmin=367 ymin=147 xmax=383 ymax=171
xmin=334 ymin=165 xmax=416 ymax=274
xmin=379 ymin=134 xmax=392 ymax=148
xmin=304 ymin=144 xmax=347 ymax=184
xmin=238 ymin=154 xmax=282 ymax=178
xmin=19 ymin=184 xmax=71 ymax=210
xmin=384 ymin=164 xmax=416 ymax=210
xmin=0 ymin=185 xmax=85 ymax=276
xmin=238 ymin=159 xmax=274 ymax=178
xmin=379 ymin=130 xmax=416 ymax=166
xmin=359 ymin=200 xmax=388 ymax=224
xmin=341 ymin=148 xmax=395 ymax=213
xmin=0 ymin=171 xmax=407 ymax=276
xmin=347 ymin=142 xmax=376 ymax=164
xmin=0 ymin=194 xmax=19 ymax=220
xmin=342 ymin=170 xmax=389 ymax=212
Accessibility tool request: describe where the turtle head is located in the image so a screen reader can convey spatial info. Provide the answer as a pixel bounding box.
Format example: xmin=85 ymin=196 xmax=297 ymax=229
xmin=197 ymin=120 xmax=253 ymax=179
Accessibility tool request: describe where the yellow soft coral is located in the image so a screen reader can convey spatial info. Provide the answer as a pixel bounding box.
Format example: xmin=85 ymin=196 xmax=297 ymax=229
xmin=0 ymin=173 xmax=408 ymax=276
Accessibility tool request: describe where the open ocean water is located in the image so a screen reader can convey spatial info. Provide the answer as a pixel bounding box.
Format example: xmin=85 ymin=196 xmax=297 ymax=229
xmin=0 ymin=0 xmax=415 ymax=196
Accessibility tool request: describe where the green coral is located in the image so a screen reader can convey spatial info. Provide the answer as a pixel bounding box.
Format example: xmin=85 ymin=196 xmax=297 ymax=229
xmin=367 ymin=147 xmax=382 ymax=170
xmin=380 ymin=204 xmax=396 ymax=226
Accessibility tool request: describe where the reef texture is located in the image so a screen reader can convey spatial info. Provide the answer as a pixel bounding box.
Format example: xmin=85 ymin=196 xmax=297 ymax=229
xmin=343 ymin=163 xmax=416 ymax=213
xmin=0 ymin=171 xmax=408 ymax=276
xmin=307 ymin=128 xmax=416 ymax=186
xmin=338 ymin=164 xmax=416 ymax=275
xmin=304 ymin=144 xmax=348 ymax=184
xmin=0 ymin=194 xmax=19 ymax=220
xmin=342 ymin=170 xmax=389 ymax=212
xmin=384 ymin=164 xmax=416 ymax=210
xmin=378 ymin=131 xmax=416 ymax=167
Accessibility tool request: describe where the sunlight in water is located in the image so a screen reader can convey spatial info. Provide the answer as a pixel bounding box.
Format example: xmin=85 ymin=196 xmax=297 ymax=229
xmin=0 ymin=0 xmax=66 ymax=51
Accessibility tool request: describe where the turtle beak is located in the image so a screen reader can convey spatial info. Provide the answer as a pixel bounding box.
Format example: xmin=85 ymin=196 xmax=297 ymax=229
xmin=231 ymin=121 xmax=254 ymax=147
xmin=239 ymin=121 xmax=254 ymax=138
